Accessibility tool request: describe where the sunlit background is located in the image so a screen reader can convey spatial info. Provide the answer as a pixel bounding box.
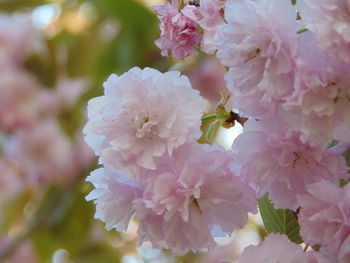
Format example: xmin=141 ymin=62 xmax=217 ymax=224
xmin=0 ymin=1 xmax=266 ymax=262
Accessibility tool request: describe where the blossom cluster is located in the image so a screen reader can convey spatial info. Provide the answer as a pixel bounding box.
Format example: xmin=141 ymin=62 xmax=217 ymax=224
xmin=84 ymin=67 xmax=257 ymax=253
xmin=0 ymin=16 xmax=93 ymax=207
xmin=84 ymin=0 xmax=350 ymax=261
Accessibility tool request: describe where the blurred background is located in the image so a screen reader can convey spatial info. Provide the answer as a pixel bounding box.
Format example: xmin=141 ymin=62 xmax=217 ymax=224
xmin=0 ymin=0 xmax=265 ymax=262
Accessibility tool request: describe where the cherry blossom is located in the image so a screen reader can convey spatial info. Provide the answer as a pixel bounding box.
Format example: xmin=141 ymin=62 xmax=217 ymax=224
xmin=298 ymin=180 xmax=350 ymax=262
xmin=84 ymin=67 xmax=205 ymax=176
xmin=231 ymin=119 xmax=348 ymax=210
xmin=216 ymin=0 xmax=298 ymax=118
xmin=152 ymin=0 xmax=202 ymax=60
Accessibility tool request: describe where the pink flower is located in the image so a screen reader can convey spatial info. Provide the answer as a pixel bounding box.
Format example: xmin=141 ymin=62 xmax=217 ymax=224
xmin=152 ymin=0 xmax=202 ymax=60
xmin=282 ymin=32 xmax=350 ymax=148
xmin=0 ymin=16 xmax=36 ymax=66
xmin=84 ymin=67 xmax=205 ymax=175
xmin=237 ymin=234 xmax=310 ymax=263
xmin=86 ymin=167 xmax=142 ymax=231
xmin=188 ymin=58 xmax=229 ymax=107
xmin=0 ymin=67 xmax=39 ymax=132
xmin=192 ymin=0 xmax=225 ymax=31
xmin=4 ymin=121 xmax=76 ymax=186
xmin=297 ymin=0 xmax=350 ymax=63
xmin=183 ymin=0 xmax=225 ymax=54
xmin=298 ymin=180 xmax=350 ymax=262
xmin=0 ymin=159 xmax=23 ymax=207
xmin=86 ymin=143 xmax=257 ymax=254
xmin=231 ymin=119 xmax=348 ymax=210
xmin=39 ymin=77 xmax=88 ymax=116
xmin=216 ymin=0 xmax=298 ymax=118
xmin=136 ymin=143 xmax=257 ymax=254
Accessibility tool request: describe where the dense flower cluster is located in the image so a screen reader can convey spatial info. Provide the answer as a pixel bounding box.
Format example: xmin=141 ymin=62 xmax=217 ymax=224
xmin=84 ymin=0 xmax=350 ymax=260
xmin=85 ymin=67 xmax=257 ymax=253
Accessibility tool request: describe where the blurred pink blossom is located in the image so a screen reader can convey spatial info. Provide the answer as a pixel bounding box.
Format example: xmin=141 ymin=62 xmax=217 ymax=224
xmin=0 ymin=16 xmax=36 ymax=66
xmin=4 ymin=121 xmax=81 ymax=186
xmin=0 ymin=68 xmax=39 ymax=132
xmin=39 ymin=77 xmax=88 ymax=115
xmin=0 ymin=159 xmax=23 ymax=206
xmin=188 ymin=58 xmax=229 ymax=107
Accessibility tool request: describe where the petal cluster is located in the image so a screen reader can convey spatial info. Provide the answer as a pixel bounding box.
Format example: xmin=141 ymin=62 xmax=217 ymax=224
xmin=298 ymin=180 xmax=350 ymax=262
xmin=152 ymin=0 xmax=202 ymax=60
xmin=216 ymin=0 xmax=298 ymax=117
xmin=298 ymin=0 xmax=350 ymax=63
xmin=232 ymin=119 xmax=348 ymax=209
xmin=84 ymin=67 xmax=205 ymax=175
xmin=86 ymin=143 xmax=257 ymax=254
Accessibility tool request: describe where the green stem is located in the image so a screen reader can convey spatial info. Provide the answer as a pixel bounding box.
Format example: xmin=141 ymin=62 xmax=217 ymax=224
xmin=304 ymin=244 xmax=309 ymax=251
xmin=201 ymin=114 xmax=217 ymax=121
xmin=297 ymin=28 xmax=309 ymax=34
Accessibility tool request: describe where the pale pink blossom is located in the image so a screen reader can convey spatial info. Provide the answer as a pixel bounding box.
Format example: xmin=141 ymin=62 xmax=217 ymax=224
xmin=183 ymin=0 xmax=225 ymax=54
xmin=188 ymin=58 xmax=229 ymax=107
xmin=86 ymin=167 xmax=142 ymax=231
xmin=297 ymin=0 xmax=350 ymax=63
xmin=231 ymin=119 xmax=348 ymax=210
xmin=0 ymin=16 xmax=35 ymax=66
xmin=39 ymin=77 xmax=88 ymax=115
xmin=152 ymin=0 xmax=202 ymax=60
xmin=136 ymin=143 xmax=257 ymax=254
xmin=4 ymin=121 xmax=75 ymax=186
xmin=86 ymin=143 xmax=257 ymax=254
xmin=237 ymin=234 xmax=309 ymax=263
xmin=0 ymin=159 xmax=23 ymax=207
xmin=298 ymin=180 xmax=350 ymax=263
xmin=216 ymin=0 xmax=298 ymax=118
xmin=0 ymin=68 xmax=39 ymax=132
xmin=84 ymin=67 xmax=205 ymax=176
xmin=192 ymin=0 xmax=225 ymax=30
xmin=282 ymin=32 xmax=350 ymax=148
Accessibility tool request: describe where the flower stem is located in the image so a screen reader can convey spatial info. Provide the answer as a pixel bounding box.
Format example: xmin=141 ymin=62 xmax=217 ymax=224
xmin=297 ymin=28 xmax=309 ymax=34
xmin=201 ymin=114 xmax=217 ymax=121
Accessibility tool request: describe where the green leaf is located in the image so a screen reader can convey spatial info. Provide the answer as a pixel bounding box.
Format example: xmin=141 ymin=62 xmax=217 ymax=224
xmin=258 ymin=194 xmax=303 ymax=244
